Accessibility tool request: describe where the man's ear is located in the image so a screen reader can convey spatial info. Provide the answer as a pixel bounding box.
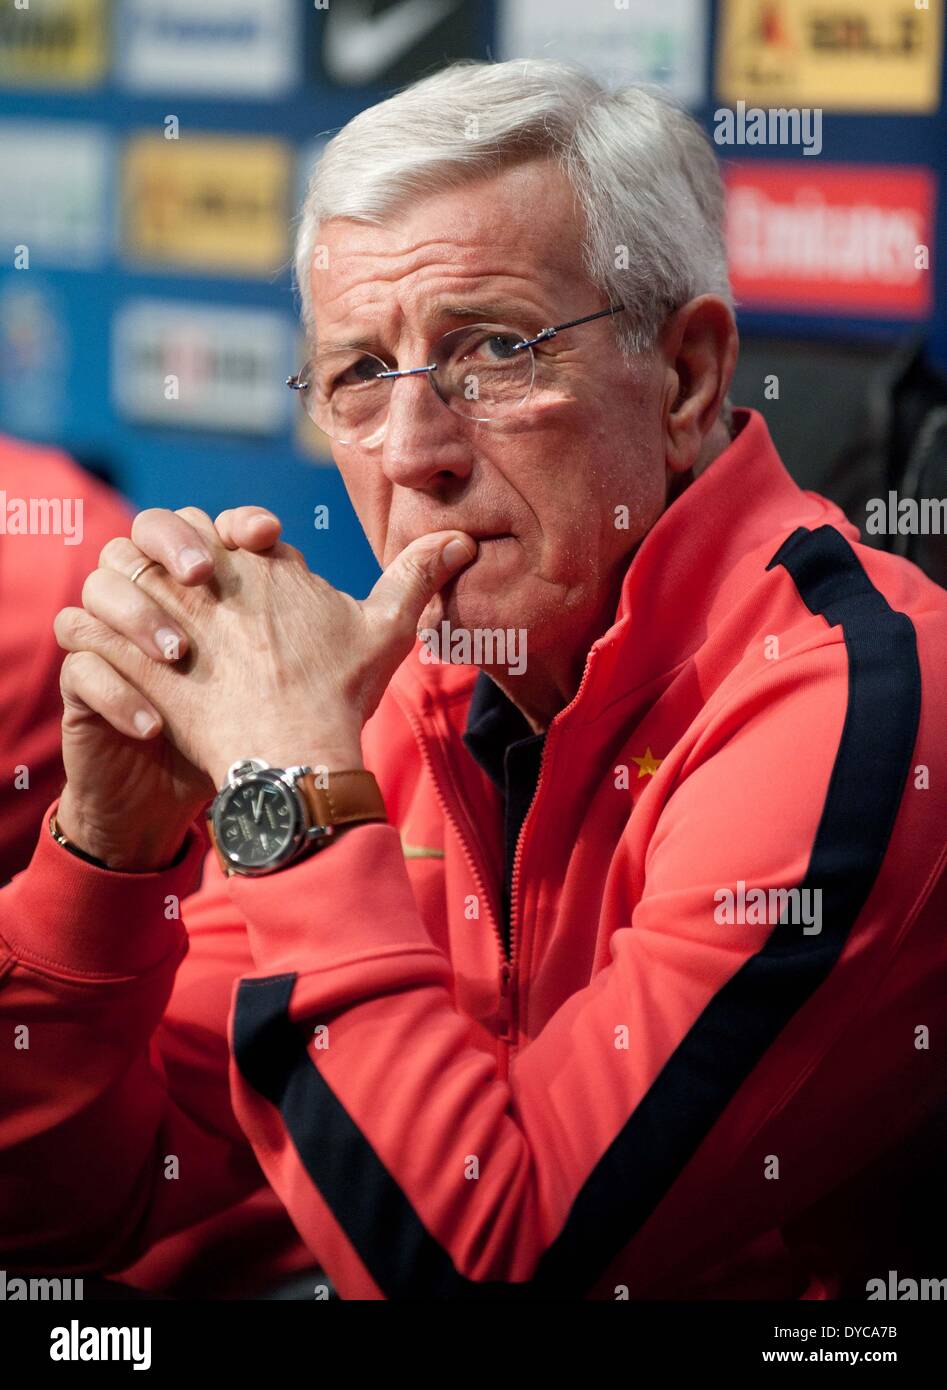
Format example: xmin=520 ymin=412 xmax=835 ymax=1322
xmin=658 ymin=296 xmax=739 ymax=477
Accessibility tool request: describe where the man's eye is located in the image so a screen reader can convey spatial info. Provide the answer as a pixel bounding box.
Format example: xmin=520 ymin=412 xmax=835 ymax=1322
xmin=462 ymin=332 xmax=523 ymax=364
xmin=485 ymin=333 xmax=523 ymax=360
xmin=336 ymin=357 xmax=383 ymax=388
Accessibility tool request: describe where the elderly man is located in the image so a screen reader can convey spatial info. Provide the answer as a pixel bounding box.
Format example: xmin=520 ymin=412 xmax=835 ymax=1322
xmin=2 ymin=60 xmax=946 ymax=1301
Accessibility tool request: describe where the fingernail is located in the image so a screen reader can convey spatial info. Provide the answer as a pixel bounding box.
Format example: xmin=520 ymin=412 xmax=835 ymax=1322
xmin=133 ymin=710 xmax=159 ymax=737
xmin=178 ymin=545 xmax=209 ymax=575
xmin=250 ymin=511 xmax=277 ymax=525
xmin=443 ymin=538 xmax=475 ymax=570
xmin=155 ymin=627 xmax=184 ymax=661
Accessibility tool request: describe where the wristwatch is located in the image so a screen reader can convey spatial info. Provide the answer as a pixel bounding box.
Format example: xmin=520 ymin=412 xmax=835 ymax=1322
xmin=207 ymin=759 xmax=386 ymax=877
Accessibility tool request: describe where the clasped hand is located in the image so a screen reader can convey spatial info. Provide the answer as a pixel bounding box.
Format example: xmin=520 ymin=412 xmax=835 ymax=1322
xmin=53 ymin=504 xmax=475 ymax=869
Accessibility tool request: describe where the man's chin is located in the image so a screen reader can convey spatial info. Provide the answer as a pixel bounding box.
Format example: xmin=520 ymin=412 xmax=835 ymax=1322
xmin=420 ymin=577 xmax=518 ymax=640
xmin=414 ymin=538 xmax=526 ymax=635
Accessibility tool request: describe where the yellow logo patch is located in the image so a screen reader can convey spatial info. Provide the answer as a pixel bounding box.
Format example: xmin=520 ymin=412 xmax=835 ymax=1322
xmin=121 ymin=133 xmax=291 ymax=275
xmin=717 ymin=0 xmax=943 ymax=113
xmin=0 ymin=0 xmax=107 ymax=89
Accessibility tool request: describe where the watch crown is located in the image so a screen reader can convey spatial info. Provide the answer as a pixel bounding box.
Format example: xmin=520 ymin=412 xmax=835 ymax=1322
xmin=225 ymin=758 xmax=270 ymax=786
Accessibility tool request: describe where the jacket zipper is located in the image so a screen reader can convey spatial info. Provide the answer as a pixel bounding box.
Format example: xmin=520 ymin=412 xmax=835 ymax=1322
xmin=399 ymin=701 xmax=516 ymax=1064
xmin=507 ymin=648 xmax=601 ymax=1010
xmin=400 ymin=648 xmax=601 ymax=1064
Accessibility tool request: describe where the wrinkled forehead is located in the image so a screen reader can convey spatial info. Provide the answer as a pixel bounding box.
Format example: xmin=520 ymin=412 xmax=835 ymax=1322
xmin=307 ymin=159 xmax=593 ymax=344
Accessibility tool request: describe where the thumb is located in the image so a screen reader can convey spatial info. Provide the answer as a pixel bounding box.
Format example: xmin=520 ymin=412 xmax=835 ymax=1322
xmin=363 ymin=531 xmax=477 ymax=635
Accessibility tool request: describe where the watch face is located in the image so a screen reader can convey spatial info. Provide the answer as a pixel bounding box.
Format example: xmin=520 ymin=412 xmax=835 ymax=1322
xmin=214 ymin=775 xmax=300 ymax=871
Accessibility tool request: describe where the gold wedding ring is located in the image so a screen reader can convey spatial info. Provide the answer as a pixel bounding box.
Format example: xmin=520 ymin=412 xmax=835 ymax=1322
xmin=130 ymin=559 xmax=158 ymax=585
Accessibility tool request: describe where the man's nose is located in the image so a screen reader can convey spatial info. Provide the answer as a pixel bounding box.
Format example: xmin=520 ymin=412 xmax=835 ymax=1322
xmin=380 ymin=371 xmax=473 ymax=488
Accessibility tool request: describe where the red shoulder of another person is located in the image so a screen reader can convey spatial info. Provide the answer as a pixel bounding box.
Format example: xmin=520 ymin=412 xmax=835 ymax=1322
xmin=0 ymin=435 xmax=133 ymax=884
xmin=0 ymin=432 xmax=133 ymax=572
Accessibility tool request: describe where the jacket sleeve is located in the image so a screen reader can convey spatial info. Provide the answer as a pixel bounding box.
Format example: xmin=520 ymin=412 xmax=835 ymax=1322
xmin=0 ymin=804 xmax=266 ymax=1274
xmin=226 ymin=648 xmax=944 ymax=1299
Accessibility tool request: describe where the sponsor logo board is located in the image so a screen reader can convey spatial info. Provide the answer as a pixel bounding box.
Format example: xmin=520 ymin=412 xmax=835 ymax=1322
xmin=118 ymin=0 xmax=299 ymax=96
xmin=113 ymin=300 xmax=295 ymax=435
xmin=498 ymin=0 xmax=707 ymax=106
xmin=122 ymin=134 xmax=291 ymax=276
xmin=0 ymin=280 xmax=68 ymax=437
xmin=0 ymin=0 xmax=107 ymax=89
xmin=315 ymin=0 xmax=478 ymax=88
xmin=725 ymin=162 xmax=935 ymax=317
xmin=0 ymin=121 xmax=110 ymax=266
xmin=717 ymin=0 xmax=943 ymax=113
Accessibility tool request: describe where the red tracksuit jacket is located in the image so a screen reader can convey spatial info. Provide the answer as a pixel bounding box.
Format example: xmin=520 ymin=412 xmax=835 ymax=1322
xmin=2 ymin=408 xmax=946 ymax=1299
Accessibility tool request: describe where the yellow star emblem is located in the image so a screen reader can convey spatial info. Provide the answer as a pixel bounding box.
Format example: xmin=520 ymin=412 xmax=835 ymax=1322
xmin=630 ymin=747 xmax=663 ymax=779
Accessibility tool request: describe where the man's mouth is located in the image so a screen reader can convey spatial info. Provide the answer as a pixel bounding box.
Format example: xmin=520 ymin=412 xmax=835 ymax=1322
xmin=396 ymin=531 xmax=517 ymax=575
xmin=464 ymin=533 xmax=516 ymax=562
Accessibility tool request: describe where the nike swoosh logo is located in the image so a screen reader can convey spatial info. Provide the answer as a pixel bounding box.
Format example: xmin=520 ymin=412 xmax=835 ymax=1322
xmin=322 ymin=0 xmax=462 ymax=86
xmin=401 ymin=836 xmax=445 ymax=860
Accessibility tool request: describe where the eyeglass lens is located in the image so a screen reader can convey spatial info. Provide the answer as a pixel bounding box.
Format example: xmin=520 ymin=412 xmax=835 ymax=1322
xmin=296 ymin=323 xmax=536 ymax=444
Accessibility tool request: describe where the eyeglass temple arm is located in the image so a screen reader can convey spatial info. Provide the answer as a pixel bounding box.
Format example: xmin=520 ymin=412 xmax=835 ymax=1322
xmin=515 ymin=302 xmax=625 ymax=351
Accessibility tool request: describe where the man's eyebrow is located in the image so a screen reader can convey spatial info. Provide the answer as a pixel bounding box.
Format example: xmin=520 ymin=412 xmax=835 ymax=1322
xmin=315 ymin=335 xmax=379 ymax=356
xmin=315 ymin=302 xmax=544 ymax=355
xmin=439 ymin=301 xmax=543 ymax=328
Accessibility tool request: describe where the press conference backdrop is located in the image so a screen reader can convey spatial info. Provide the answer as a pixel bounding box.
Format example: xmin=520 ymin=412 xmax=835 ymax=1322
xmin=0 ymin=0 xmax=944 ymax=597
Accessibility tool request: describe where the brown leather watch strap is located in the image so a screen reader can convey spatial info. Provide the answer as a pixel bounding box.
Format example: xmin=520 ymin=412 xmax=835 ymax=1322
xmin=297 ymin=769 xmax=387 ymax=830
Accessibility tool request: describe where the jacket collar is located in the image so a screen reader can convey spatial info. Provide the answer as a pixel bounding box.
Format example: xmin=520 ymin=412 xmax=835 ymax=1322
xmin=388 ymin=408 xmax=846 ymax=730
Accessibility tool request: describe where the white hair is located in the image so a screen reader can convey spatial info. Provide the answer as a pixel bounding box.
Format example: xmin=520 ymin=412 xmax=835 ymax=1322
xmin=295 ymin=58 xmax=732 ymax=357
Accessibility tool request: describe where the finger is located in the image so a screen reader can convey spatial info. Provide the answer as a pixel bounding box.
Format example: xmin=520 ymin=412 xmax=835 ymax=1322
xmin=130 ymin=507 xmax=219 ymax=585
xmin=363 ymin=531 xmax=477 ymax=635
xmin=60 ymin=650 xmax=162 ymax=740
xmin=80 ymin=569 xmax=188 ymax=664
xmin=98 ymin=536 xmax=151 ymax=579
xmin=55 ymin=605 xmax=126 ymax=660
xmin=214 ymin=506 xmax=282 ymax=551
